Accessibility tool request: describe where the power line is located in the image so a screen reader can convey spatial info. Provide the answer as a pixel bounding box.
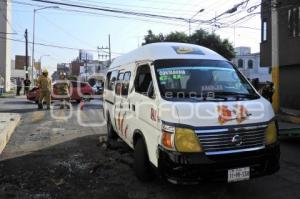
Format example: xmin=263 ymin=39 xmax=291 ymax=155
xmin=0 ymin=35 xmax=124 ymax=55
xmin=8 ymin=0 xmax=194 ymax=28
xmin=38 ymin=14 xmax=97 ymax=48
xmin=30 ymin=0 xmax=191 ymax=22
xmin=0 ymin=35 xmax=97 ymax=51
xmin=68 ymin=0 xmax=198 ymax=15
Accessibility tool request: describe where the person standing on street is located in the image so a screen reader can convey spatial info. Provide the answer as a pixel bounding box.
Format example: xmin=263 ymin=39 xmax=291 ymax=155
xmin=37 ymin=69 xmax=52 ymax=110
xmin=262 ymin=81 xmax=275 ymax=103
xmin=23 ymin=74 xmax=31 ymax=95
xmin=16 ymin=77 xmax=22 ymax=96
xmin=56 ymin=72 xmax=70 ymax=109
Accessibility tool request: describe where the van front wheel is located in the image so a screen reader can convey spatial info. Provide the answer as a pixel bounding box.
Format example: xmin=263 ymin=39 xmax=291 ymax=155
xmin=134 ymin=138 xmax=154 ymax=182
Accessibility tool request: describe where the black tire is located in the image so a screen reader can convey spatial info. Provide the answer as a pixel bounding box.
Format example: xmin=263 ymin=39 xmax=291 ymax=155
xmin=134 ymin=138 xmax=154 ymax=182
xmin=107 ymin=115 xmax=118 ymax=140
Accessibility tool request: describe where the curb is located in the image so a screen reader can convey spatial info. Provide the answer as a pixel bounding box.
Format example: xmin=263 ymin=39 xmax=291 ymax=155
xmin=0 ymin=113 xmax=21 ymax=154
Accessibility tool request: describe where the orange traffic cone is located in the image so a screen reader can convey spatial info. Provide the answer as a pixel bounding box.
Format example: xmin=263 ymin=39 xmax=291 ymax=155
xmin=80 ymin=99 xmax=84 ymax=110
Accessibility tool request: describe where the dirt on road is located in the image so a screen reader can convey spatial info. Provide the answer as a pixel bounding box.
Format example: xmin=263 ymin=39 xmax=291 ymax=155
xmin=1 ymin=134 xmax=300 ymax=199
xmin=0 ymin=133 xmax=244 ymax=199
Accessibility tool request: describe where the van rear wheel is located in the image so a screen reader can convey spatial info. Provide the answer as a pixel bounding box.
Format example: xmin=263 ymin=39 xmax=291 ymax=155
xmin=134 ymin=138 xmax=154 ymax=182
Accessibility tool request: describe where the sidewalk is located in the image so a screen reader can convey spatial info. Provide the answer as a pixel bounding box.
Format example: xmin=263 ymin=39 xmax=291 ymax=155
xmin=277 ymin=107 xmax=300 ymax=137
xmin=0 ymin=113 xmax=21 ymax=154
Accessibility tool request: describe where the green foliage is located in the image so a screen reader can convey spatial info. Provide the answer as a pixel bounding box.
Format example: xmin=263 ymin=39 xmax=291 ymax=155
xmin=142 ymin=29 xmax=235 ymax=60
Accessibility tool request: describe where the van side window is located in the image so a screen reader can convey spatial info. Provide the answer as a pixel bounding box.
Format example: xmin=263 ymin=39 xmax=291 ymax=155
xmin=107 ymin=70 xmax=119 ymax=90
xmin=105 ymin=72 xmax=111 ymax=89
xmin=122 ymin=72 xmax=131 ymax=96
xmin=118 ymin=73 xmax=124 ymax=81
xmin=134 ymin=65 xmax=154 ymax=98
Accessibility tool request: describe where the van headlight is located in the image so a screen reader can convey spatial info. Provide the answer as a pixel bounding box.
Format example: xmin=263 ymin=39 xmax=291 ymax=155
xmin=161 ymin=124 xmax=203 ymax=153
xmin=265 ymin=121 xmax=278 ymax=145
xmin=175 ymin=128 xmax=203 ymax=152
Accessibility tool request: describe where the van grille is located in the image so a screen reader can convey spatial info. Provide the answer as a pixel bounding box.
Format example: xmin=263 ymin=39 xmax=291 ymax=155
xmin=196 ymin=125 xmax=267 ymax=155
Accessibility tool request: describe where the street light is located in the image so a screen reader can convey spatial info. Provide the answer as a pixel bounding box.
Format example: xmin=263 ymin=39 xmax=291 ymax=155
xmin=189 ymin=9 xmax=205 ymax=36
xmin=31 ymin=6 xmax=59 ymax=81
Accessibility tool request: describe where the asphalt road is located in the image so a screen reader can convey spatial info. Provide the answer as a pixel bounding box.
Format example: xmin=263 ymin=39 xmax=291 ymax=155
xmin=0 ymin=96 xmax=299 ymax=199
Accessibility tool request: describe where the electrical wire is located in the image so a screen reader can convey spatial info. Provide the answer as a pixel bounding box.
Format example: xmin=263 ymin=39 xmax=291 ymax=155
xmin=70 ymin=0 xmax=198 ymax=15
xmin=30 ymin=0 xmax=191 ymax=22
xmin=8 ymin=0 xmax=193 ymax=28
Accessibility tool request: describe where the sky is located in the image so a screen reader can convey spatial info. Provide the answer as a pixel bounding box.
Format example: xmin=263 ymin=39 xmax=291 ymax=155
xmin=4 ymin=0 xmax=262 ymax=74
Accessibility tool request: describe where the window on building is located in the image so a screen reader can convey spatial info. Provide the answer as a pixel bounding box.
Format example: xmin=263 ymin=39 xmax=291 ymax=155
xmin=262 ymin=20 xmax=267 ymax=41
xmin=288 ymin=7 xmax=300 ymax=37
xmin=238 ymin=59 xmax=244 ymax=68
xmin=248 ymin=60 xmax=254 ymax=69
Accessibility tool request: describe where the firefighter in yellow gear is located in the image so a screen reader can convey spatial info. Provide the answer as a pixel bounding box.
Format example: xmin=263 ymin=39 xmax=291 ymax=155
xmin=37 ymin=69 xmax=52 ymax=110
xmin=56 ymin=72 xmax=71 ymax=109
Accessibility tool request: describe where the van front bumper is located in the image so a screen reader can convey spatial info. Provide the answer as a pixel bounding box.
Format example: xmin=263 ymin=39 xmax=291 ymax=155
xmin=157 ymin=143 xmax=280 ymax=184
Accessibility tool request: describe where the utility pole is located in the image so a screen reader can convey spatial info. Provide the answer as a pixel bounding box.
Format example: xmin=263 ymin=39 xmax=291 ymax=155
xmin=188 ymin=9 xmax=205 ymax=36
xmin=85 ymin=53 xmax=88 ymax=82
xmin=108 ymin=34 xmax=111 ymax=63
xmin=97 ymin=35 xmax=112 ymax=65
xmin=24 ymin=29 xmax=29 ymax=71
xmin=271 ymin=0 xmax=280 ymax=113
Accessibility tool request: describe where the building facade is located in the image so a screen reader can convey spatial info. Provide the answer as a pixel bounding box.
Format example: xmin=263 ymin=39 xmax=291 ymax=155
xmin=57 ymin=63 xmax=70 ymax=74
xmin=232 ymin=47 xmax=271 ymax=82
xmin=261 ymin=0 xmax=300 ymax=109
xmin=0 ymin=1 xmax=12 ymax=91
xmin=79 ymin=60 xmax=109 ymax=83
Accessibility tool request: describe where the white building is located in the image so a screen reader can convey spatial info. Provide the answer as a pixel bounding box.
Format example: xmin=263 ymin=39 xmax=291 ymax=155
xmin=232 ymin=47 xmax=271 ymax=82
xmin=0 ymin=1 xmax=12 ymax=91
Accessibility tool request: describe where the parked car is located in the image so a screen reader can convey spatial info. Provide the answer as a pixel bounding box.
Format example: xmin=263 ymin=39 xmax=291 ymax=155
xmin=27 ymin=81 xmax=94 ymax=103
xmin=92 ymin=84 xmax=103 ymax=95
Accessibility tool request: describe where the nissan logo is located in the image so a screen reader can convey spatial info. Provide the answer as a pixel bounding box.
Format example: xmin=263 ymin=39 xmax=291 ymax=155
xmin=232 ymin=135 xmax=243 ymax=146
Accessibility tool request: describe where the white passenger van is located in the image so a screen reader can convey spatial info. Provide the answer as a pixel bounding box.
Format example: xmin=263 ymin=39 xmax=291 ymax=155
xmin=103 ymin=43 xmax=280 ymax=184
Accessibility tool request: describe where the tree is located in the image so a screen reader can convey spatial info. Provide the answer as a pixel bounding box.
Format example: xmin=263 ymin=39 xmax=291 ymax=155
xmin=143 ymin=30 xmax=164 ymax=44
xmin=142 ymin=29 xmax=235 ymax=60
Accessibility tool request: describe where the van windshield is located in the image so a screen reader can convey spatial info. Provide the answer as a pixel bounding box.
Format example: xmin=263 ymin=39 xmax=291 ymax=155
xmin=154 ymin=59 xmax=259 ymax=101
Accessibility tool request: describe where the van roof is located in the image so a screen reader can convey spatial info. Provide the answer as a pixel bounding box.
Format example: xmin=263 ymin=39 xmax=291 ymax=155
xmin=109 ymin=42 xmax=226 ymax=69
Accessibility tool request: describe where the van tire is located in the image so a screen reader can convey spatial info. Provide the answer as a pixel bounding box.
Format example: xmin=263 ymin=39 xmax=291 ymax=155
xmin=134 ymin=138 xmax=154 ymax=182
xmin=107 ymin=116 xmax=118 ymax=140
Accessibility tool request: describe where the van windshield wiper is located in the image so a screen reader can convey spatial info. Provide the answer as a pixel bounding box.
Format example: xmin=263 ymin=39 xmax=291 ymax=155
xmin=214 ymin=92 xmax=259 ymax=100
